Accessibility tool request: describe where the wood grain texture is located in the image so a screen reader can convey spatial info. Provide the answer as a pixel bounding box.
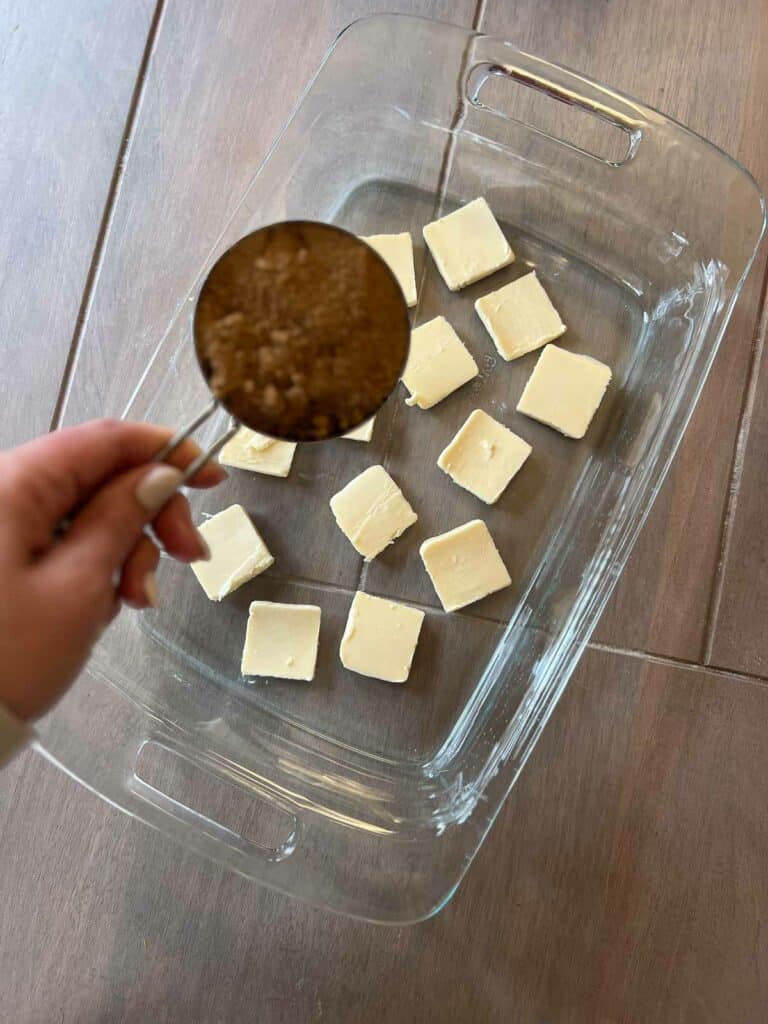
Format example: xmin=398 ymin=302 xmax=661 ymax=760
xmin=708 ymin=296 xmax=768 ymax=676
xmin=3 ymin=649 xmax=768 ymax=1022
xmin=480 ymin=0 xmax=768 ymax=662
xmin=0 ymin=0 xmax=155 ymax=448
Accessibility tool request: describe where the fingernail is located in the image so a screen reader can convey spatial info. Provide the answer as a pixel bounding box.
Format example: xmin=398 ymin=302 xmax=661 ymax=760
xmin=135 ymin=465 xmax=184 ymax=512
xmin=195 ymin=531 xmax=212 ymax=561
xmin=143 ymin=571 xmax=158 ymax=607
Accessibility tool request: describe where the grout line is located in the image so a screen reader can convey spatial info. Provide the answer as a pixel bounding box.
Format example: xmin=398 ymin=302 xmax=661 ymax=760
xmin=48 ymin=0 xmax=167 ymax=431
xmin=589 ymin=639 xmax=768 ymax=689
xmin=701 ymin=251 xmax=768 ymax=664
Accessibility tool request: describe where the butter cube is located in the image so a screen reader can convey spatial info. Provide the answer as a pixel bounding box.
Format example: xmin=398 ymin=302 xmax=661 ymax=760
xmin=420 ymin=519 xmax=511 ymax=612
xmin=401 ymin=316 xmax=478 ymax=410
xmin=340 ymin=592 xmax=424 ymax=684
xmin=361 ymin=233 xmax=417 ymax=307
xmin=191 ymin=504 xmax=274 ymax=601
xmin=423 ymin=197 xmax=514 ymax=291
xmin=517 ymin=344 xmax=612 ymax=439
xmin=330 ymin=464 xmax=417 ymax=560
xmin=241 ymin=601 xmax=321 ymax=680
xmin=219 ymin=426 xmax=296 ymax=477
xmin=343 ymin=416 xmax=375 ymax=442
xmin=475 ymin=271 xmax=566 ymax=361
xmin=438 ymin=409 xmax=532 ymax=504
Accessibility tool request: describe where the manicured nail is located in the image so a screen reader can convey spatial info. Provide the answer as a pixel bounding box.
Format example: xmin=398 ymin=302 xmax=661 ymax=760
xmin=143 ymin=572 xmax=158 ymax=607
xmin=135 ymin=466 xmax=184 ymax=512
xmin=195 ymin=530 xmax=212 ymax=561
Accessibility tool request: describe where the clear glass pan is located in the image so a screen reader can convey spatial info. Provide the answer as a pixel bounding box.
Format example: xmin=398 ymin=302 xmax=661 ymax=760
xmin=40 ymin=15 xmax=765 ymax=922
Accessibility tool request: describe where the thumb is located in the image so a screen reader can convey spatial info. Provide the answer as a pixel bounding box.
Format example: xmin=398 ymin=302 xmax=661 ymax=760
xmin=52 ymin=464 xmax=183 ymax=577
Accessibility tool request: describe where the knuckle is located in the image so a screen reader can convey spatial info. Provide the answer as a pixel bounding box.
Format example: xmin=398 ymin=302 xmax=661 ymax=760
xmin=83 ymin=417 xmax=126 ymax=455
xmin=93 ymin=417 xmax=122 ymax=436
xmin=90 ymin=417 xmax=126 ymax=452
xmin=0 ymin=458 xmax=59 ymax=542
xmin=0 ymin=456 xmax=26 ymax=502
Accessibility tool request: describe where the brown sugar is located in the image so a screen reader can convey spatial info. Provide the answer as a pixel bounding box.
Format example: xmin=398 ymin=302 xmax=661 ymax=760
xmin=194 ymin=222 xmax=410 ymax=441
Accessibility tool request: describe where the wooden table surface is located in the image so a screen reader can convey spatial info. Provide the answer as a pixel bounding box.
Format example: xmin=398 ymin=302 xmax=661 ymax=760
xmin=2 ymin=2 xmax=768 ymax=1021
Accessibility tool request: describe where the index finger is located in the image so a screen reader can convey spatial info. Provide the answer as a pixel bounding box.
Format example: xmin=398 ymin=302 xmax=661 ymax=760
xmin=2 ymin=418 xmax=226 ymax=532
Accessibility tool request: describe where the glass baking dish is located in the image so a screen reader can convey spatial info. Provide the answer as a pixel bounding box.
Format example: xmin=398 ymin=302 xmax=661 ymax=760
xmin=39 ymin=14 xmax=765 ymax=922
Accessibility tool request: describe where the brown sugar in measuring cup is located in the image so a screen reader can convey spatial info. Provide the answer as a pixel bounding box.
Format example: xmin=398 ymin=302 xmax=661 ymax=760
xmin=194 ymin=222 xmax=411 ymax=442
xmin=152 ymin=220 xmax=411 ymax=482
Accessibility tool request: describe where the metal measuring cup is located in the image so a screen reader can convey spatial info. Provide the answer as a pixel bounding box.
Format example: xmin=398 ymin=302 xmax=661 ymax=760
xmin=154 ymin=221 xmax=411 ymax=478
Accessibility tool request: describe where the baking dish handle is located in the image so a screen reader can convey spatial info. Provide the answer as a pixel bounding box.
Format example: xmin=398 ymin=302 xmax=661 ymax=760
xmin=123 ymin=734 xmax=303 ymax=869
xmin=37 ymin=713 xmax=462 ymax=922
xmin=464 ymin=38 xmax=649 ymax=163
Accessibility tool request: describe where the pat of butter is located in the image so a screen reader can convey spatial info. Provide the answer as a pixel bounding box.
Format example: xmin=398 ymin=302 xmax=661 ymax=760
xmin=343 ymin=416 xmax=375 ymax=442
xmin=340 ymin=591 xmax=424 ymax=684
xmin=517 ymin=344 xmax=612 ymax=439
xmin=423 ymin=197 xmax=514 ymax=291
xmin=420 ymin=519 xmax=511 ymax=612
xmin=401 ymin=316 xmax=478 ymax=410
xmin=438 ymin=409 xmax=532 ymax=504
xmin=330 ymin=464 xmax=417 ymax=560
xmin=361 ymin=233 xmax=417 ymax=307
xmin=191 ymin=504 xmax=274 ymax=601
xmin=241 ymin=601 xmax=321 ymax=680
xmin=219 ymin=426 xmax=296 ymax=477
xmin=475 ymin=271 xmax=566 ymax=361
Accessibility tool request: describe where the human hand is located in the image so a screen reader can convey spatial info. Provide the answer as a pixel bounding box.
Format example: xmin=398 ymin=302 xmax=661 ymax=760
xmin=0 ymin=419 xmax=226 ymax=721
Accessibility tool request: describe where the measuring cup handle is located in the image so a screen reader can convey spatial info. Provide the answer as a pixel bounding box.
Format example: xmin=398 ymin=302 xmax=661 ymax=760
xmin=153 ymin=399 xmax=237 ymax=484
xmin=153 ymin=398 xmax=220 ymax=462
